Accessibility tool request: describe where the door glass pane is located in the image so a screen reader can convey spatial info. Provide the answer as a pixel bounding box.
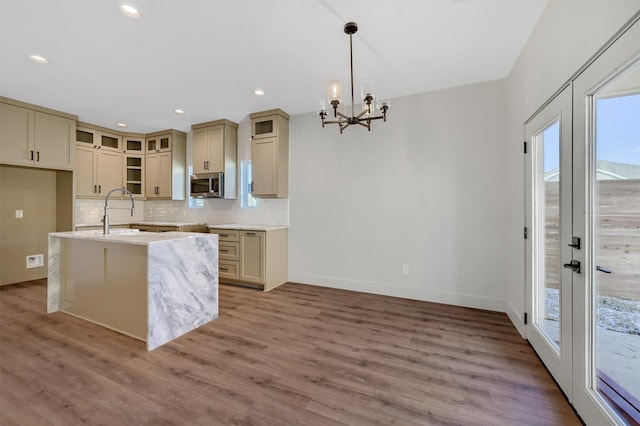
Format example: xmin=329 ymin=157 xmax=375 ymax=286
xmin=534 ymin=119 xmax=561 ymax=349
xmin=593 ymin=60 xmax=640 ymax=422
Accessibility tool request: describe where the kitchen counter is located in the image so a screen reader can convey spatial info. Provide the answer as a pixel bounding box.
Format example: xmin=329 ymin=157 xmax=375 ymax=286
xmin=208 ymin=224 xmax=288 ymax=231
xmin=75 ymin=221 xmax=207 ymax=229
xmin=48 ymin=230 xmax=218 ymax=350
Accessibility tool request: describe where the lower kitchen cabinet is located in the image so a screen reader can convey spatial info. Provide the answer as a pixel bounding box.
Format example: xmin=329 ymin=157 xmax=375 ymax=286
xmin=210 ymin=227 xmax=288 ymax=291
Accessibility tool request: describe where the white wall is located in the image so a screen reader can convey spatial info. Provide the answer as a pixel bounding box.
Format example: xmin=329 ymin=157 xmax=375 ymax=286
xmin=504 ymin=1 xmax=640 ymax=335
xmin=289 ymin=80 xmax=508 ymax=312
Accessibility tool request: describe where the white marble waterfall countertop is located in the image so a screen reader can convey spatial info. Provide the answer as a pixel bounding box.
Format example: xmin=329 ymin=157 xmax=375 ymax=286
xmin=207 ymin=224 xmax=288 ymax=231
xmin=50 ymin=229 xmax=212 ymax=246
xmin=48 ymin=230 xmax=218 ymax=351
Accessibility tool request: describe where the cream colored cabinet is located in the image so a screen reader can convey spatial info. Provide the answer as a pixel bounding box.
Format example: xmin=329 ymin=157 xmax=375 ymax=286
xmin=75 ymin=126 xmax=122 ymax=197
xmin=210 ymin=230 xmax=241 ymax=281
xmin=210 ymin=227 xmax=288 ymax=291
xmin=250 ymin=109 xmax=289 ymax=198
xmin=191 ymin=119 xmax=238 ymax=199
xmin=1 ymin=99 xmax=76 ymax=170
xmin=123 ymin=136 xmax=145 ymax=154
xmin=239 ymin=231 xmax=266 ymax=284
xmin=146 ymin=152 xmax=171 ymax=198
xmin=124 ymin=154 xmax=145 ymax=198
xmin=146 ymin=134 xmax=171 ymax=153
xmin=144 ymin=130 xmax=186 ymax=200
xmin=123 ymin=136 xmax=145 ymax=197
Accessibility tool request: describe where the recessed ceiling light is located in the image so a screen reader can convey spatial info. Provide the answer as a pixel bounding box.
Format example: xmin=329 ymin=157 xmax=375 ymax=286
xmin=28 ymin=54 xmax=48 ymax=64
xmin=254 ymin=89 xmax=265 ymax=96
xmin=118 ymin=3 xmax=141 ymax=18
xmin=174 ymin=109 xmax=185 ymax=114
xmin=116 ymin=122 xmax=128 ymax=128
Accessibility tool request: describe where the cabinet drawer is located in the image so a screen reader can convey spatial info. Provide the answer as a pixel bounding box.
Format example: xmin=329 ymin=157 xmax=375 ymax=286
xmin=219 ymin=260 xmax=239 ymax=280
xmin=219 ymin=242 xmax=239 ymax=261
xmin=210 ymin=229 xmax=240 ymax=242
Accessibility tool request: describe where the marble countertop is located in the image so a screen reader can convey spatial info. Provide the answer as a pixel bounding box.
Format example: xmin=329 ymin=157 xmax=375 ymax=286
xmin=208 ymin=224 xmax=289 ymax=231
xmin=50 ymin=229 xmax=216 ymax=246
xmin=75 ymin=221 xmax=207 ymax=228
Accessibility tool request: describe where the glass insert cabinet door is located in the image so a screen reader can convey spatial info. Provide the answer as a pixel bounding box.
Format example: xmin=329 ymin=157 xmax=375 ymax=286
xmin=525 ymin=85 xmax=574 ymax=398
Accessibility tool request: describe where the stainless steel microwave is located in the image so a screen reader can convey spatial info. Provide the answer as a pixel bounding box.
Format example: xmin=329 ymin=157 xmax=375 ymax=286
xmin=190 ymin=172 xmax=224 ymax=198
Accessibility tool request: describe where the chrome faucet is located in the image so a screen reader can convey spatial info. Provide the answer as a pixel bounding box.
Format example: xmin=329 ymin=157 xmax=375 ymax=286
xmin=103 ymin=188 xmax=135 ymax=235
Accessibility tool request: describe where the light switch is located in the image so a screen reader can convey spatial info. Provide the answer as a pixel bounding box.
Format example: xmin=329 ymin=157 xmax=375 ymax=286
xmin=15 ymin=210 xmax=23 ymax=219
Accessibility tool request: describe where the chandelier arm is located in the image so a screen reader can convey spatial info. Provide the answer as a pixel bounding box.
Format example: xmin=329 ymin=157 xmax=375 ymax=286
xmin=355 ymin=109 xmax=370 ymax=119
xmin=365 ymin=115 xmax=385 ymax=121
xmin=323 ymin=118 xmax=348 ymax=125
xmin=335 ymin=111 xmax=351 ymax=120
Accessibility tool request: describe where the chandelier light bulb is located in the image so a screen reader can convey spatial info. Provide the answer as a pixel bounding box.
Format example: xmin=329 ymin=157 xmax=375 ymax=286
xmin=327 ymin=80 xmax=342 ymax=103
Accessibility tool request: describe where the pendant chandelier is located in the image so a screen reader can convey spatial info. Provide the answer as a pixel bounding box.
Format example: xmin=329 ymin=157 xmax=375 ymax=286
xmin=319 ymin=22 xmax=389 ymax=133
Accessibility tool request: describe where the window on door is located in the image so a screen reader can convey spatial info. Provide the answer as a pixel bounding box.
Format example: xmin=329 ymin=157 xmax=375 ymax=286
xmin=592 ymin=71 xmax=640 ymax=423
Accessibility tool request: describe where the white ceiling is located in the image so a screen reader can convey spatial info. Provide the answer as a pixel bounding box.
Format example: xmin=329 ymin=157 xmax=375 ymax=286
xmin=0 ymin=0 xmax=548 ymax=133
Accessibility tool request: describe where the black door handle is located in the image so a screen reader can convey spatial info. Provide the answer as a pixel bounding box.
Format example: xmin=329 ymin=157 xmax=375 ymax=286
xmin=596 ymin=266 xmax=612 ymax=274
xmin=568 ymin=237 xmax=581 ymax=249
xmin=563 ymin=260 xmax=581 ymax=273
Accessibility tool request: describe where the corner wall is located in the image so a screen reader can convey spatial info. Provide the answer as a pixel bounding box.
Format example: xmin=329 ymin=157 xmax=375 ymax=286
xmin=288 ymin=80 xmax=508 ymax=312
xmin=504 ymin=1 xmax=640 ymax=335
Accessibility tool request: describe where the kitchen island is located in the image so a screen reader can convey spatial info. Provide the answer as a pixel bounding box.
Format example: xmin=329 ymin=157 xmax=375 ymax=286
xmin=48 ymin=230 xmax=218 ymax=350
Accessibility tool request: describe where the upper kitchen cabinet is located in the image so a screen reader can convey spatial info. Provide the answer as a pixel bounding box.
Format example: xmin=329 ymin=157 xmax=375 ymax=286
xmin=250 ymin=109 xmax=289 ymax=198
xmin=191 ymin=119 xmax=238 ymax=199
xmin=145 ymin=129 xmax=186 ymax=200
xmin=146 ymin=133 xmax=172 ymax=153
xmin=123 ymin=135 xmax=145 ymax=154
xmin=75 ymin=124 xmax=122 ymax=198
xmin=122 ymin=134 xmax=146 ymax=199
xmin=0 ymin=97 xmax=76 ymax=171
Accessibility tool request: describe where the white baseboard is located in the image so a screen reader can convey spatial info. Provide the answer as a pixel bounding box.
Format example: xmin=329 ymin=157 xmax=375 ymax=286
xmin=288 ymin=272 xmax=505 ymax=313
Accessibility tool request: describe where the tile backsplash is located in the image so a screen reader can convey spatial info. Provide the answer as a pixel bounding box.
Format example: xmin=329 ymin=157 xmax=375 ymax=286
xmin=75 ymin=197 xmax=288 ymax=226
xmin=75 ymin=198 xmax=145 ymax=225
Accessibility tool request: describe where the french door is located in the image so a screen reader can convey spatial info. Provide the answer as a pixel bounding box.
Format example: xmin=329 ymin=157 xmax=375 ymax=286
xmin=526 ymin=17 xmax=640 ymax=425
xmin=525 ymin=85 xmax=573 ymax=397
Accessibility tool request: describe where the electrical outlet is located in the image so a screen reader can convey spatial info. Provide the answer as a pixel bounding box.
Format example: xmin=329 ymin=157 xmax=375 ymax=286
xmin=402 ymin=264 xmax=409 ymax=275
xmin=15 ymin=210 xmax=23 ymax=218
xmin=26 ymin=254 xmax=44 ymax=269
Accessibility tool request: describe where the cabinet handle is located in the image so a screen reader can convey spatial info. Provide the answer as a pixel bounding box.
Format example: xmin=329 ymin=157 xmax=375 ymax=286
xmin=93 ymin=185 xmax=97 ymax=193
xmin=220 ymin=234 xmax=229 ymax=237
xmin=220 ymin=249 xmax=229 ymax=253
xmin=220 ymin=267 xmax=229 ymax=272
xmin=250 ymin=182 xmax=254 ymax=193
xmin=30 ymin=150 xmax=34 ymax=160
xmin=246 ymin=232 xmax=256 ymax=236
xmin=98 ymin=185 xmax=101 ymax=193
xmin=204 ymin=160 xmax=208 ymax=170
xmin=36 ymin=151 xmax=40 ymax=161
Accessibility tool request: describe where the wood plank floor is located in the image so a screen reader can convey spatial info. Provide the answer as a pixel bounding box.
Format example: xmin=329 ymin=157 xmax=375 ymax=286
xmin=0 ymin=279 xmax=582 ymax=425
